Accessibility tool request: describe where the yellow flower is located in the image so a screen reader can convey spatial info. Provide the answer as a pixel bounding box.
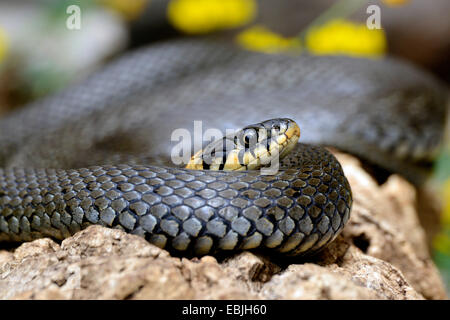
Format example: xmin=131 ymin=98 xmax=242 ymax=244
xmin=167 ymin=0 xmax=256 ymax=34
xmin=236 ymin=25 xmax=302 ymax=54
xmin=98 ymin=0 xmax=149 ymax=20
xmin=305 ymin=19 xmax=387 ymax=58
xmin=0 ymin=27 xmax=8 ymax=63
xmin=382 ymin=0 xmax=410 ymax=6
xmin=442 ymin=179 xmax=450 ymax=226
xmin=433 ymin=232 xmax=450 ymax=255
xmin=433 ymin=179 xmax=450 ymax=254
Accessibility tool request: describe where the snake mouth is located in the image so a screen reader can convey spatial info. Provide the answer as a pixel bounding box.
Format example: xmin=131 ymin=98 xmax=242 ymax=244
xmin=186 ymin=118 xmax=300 ymax=171
xmin=279 ymin=120 xmax=301 ymax=158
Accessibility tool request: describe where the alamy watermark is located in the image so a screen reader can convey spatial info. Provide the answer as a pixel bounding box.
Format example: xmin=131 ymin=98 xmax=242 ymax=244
xmin=366 ymin=5 xmax=381 ymax=30
xmin=64 ymin=3 xmax=382 ymax=32
xmin=171 ymin=121 xmax=281 ymax=175
xmin=66 ymin=5 xmax=81 ymax=30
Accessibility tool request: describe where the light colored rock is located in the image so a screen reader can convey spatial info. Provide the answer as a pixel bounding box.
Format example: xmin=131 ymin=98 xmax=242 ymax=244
xmin=334 ymin=151 xmax=447 ymax=299
xmin=0 ymin=152 xmax=447 ymax=300
xmin=261 ymin=247 xmax=423 ymax=300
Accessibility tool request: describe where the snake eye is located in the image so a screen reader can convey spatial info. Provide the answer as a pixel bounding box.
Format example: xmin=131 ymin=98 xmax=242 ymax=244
xmin=244 ymin=134 xmax=252 ymax=148
xmin=271 ymin=123 xmax=282 ymax=137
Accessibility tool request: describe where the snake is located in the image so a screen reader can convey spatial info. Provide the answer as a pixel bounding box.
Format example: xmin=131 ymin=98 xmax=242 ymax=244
xmin=0 ymin=38 xmax=447 ymax=257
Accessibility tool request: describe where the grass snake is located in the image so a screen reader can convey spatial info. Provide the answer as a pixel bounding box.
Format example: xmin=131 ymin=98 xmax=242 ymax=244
xmin=0 ymin=38 xmax=447 ymax=256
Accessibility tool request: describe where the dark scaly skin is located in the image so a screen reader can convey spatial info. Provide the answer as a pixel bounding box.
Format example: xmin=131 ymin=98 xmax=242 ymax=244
xmin=0 ymin=39 xmax=447 ymax=256
xmin=0 ymin=144 xmax=351 ymax=256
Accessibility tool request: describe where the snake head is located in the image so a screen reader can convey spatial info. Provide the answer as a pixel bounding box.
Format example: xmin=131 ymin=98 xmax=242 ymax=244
xmin=186 ymin=118 xmax=300 ymax=171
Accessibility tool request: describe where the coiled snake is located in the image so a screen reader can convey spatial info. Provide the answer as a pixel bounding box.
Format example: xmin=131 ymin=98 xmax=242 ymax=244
xmin=0 ymin=39 xmax=447 ymax=256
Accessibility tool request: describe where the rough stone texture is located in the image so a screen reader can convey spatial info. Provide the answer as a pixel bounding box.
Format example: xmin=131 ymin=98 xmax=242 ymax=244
xmin=0 ymin=151 xmax=447 ymax=300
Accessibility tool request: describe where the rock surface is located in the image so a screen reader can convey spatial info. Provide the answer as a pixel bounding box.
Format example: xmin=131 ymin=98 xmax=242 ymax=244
xmin=0 ymin=151 xmax=447 ymax=300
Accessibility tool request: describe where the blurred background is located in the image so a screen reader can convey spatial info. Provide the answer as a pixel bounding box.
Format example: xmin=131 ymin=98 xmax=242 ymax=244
xmin=0 ymin=0 xmax=449 ymax=290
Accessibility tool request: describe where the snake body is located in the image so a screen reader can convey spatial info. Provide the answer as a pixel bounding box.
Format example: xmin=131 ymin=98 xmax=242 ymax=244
xmin=0 ymin=39 xmax=447 ymax=256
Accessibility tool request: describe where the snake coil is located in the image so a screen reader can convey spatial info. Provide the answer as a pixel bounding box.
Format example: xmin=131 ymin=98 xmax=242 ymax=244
xmin=0 ymin=39 xmax=447 ymax=257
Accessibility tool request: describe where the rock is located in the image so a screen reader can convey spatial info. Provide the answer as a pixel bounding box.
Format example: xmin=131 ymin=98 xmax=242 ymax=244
xmin=0 ymin=151 xmax=447 ymax=300
xmin=261 ymin=248 xmax=423 ymax=300
xmin=333 ymin=151 xmax=447 ymax=299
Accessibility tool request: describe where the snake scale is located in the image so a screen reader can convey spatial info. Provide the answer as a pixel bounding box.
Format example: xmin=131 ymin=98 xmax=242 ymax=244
xmin=0 ymin=38 xmax=447 ymax=256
